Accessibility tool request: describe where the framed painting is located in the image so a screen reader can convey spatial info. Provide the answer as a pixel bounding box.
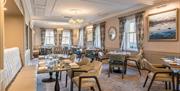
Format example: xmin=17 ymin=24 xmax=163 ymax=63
xmin=148 ymin=9 xmax=178 ymax=41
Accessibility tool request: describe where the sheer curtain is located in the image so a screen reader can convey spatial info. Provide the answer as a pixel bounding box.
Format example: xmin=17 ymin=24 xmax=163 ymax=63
xmin=44 ymin=29 xmax=55 ymax=46
xmin=62 ymin=30 xmax=71 ymax=46
xmin=94 ymin=24 xmax=101 ymax=48
xmin=78 ymin=28 xmax=84 ymax=47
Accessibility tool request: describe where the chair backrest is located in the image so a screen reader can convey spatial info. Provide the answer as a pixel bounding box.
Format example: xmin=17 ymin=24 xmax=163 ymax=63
xmin=91 ymin=61 xmax=102 ymax=77
xmin=142 ymin=58 xmax=156 ymax=72
xmin=109 ymin=54 xmax=126 ymax=62
xmin=70 ymin=54 xmax=76 ymax=62
xmin=77 ymin=57 xmax=90 ymax=66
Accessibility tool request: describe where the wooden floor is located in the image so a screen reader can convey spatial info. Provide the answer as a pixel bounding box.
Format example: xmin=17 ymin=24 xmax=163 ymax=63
xmin=36 ymin=63 xmax=170 ymax=91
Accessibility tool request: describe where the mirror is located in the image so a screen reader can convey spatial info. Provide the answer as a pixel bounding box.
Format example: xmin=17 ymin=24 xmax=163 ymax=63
xmin=108 ymin=27 xmax=117 ymax=41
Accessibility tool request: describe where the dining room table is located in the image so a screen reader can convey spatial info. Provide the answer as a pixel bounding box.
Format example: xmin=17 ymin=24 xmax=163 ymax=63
xmin=37 ymin=54 xmax=80 ymax=91
xmin=162 ymin=56 xmax=180 ymax=91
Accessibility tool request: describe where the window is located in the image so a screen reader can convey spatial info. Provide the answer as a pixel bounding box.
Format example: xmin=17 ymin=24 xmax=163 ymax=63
xmin=62 ymin=30 xmax=71 ymax=45
xmin=94 ymin=25 xmax=101 ymax=48
xmin=44 ymin=29 xmax=55 ymax=46
xmin=78 ymin=29 xmax=84 ymax=47
xmin=121 ymin=16 xmax=138 ymax=51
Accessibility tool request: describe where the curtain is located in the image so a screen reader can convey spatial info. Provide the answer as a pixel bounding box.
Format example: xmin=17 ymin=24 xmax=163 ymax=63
xmin=59 ymin=30 xmax=63 ymax=45
xmin=135 ymin=12 xmax=144 ymax=51
xmin=94 ymin=24 xmax=101 ymax=48
xmin=41 ymin=29 xmax=45 ymax=46
xmin=100 ymin=22 xmax=106 ymax=49
xmin=93 ymin=24 xmax=96 ymax=47
xmin=119 ymin=17 xmax=126 ymax=51
xmin=83 ymin=27 xmax=87 ymax=47
xmin=78 ymin=28 xmax=84 ymax=47
xmin=54 ymin=29 xmax=57 ymax=45
xmin=70 ymin=29 xmax=73 ymax=45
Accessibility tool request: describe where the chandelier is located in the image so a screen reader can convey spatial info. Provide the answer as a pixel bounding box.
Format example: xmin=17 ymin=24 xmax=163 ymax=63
xmin=68 ymin=9 xmax=84 ymax=25
xmin=69 ymin=18 xmax=84 ymax=24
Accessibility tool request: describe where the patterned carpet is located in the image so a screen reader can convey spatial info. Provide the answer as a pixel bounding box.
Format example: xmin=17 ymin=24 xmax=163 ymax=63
xmin=36 ymin=63 xmax=171 ymax=91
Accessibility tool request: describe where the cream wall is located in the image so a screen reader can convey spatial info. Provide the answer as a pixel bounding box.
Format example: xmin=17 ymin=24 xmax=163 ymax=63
xmin=105 ymin=16 xmax=120 ymax=49
xmin=33 ymin=28 xmax=41 ymax=48
xmin=104 ymin=1 xmax=180 ymax=54
xmin=4 ymin=15 xmax=25 ymax=63
xmin=143 ymin=1 xmax=180 ymax=53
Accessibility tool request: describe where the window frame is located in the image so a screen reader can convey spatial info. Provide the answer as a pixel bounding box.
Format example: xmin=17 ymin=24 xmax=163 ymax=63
xmin=122 ymin=16 xmax=138 ymax=52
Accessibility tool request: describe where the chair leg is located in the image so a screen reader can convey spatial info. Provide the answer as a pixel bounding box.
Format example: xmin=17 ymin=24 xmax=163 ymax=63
xmin=122 ymin=63 xmax=126 ymax=79
xmin=95 ymin=77 xmax=102 ymax=91
xmin=65 ymin=73 xmax=68 ymax=87
xmin=147 ymin=75 xmax=156 ymax=91
xmin=90 ymin=87 xmax=95 ymax=91
xmin=143 ymin=75 xmax=149 ymax=87
xmin=165 ymin=81 xmax=168 ymax=90
xmin=108 ymin=65 xmax=111 ymax=77
xmin=59 ymin=72 xmax=62 ymax=81
xmin=79 ymin=78 xmax=81 ymax=91
xmin=168 ymin=82 xmax=171 ymax=89
xmin=135 ymin=61 xmax=141 ymax=76
xmin=172 ymin=73 xmax=175 ymax=91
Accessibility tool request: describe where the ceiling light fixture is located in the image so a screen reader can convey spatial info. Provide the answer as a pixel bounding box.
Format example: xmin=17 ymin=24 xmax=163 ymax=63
xmin=68 ymin=9 xmax=84 ymax=25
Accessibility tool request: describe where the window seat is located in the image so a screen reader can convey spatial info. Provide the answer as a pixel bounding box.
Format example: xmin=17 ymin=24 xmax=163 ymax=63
xmin=7 ymin=66 xmax=36 ymax=91
xmin=3 ymin=47 xmax=36 ymax=91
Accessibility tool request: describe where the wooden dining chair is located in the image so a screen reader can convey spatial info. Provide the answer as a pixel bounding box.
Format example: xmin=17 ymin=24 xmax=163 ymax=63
xmin=72 ymin=61 xmax=102 ymax=91
xmin=65 ymin=57 xmax=92 ymax=88
xmin=108 ymin=54 xmax=126 ymax=79
xmin=142 ymin=58 xmax=175 ymax=91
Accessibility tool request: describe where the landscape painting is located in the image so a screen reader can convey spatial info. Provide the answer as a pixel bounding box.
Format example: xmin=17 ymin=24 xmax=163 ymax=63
xmin=148 ymin=9 xmax=178 ymax=41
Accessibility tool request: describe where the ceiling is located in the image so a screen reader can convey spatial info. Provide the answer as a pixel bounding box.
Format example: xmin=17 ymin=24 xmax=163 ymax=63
xmin=22 ymin=0 xmax=172 ymax=29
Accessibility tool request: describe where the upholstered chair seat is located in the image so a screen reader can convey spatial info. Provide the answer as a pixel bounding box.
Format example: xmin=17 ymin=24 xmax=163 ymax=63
xmin=73 ymin=74 xmax=96 ymax=88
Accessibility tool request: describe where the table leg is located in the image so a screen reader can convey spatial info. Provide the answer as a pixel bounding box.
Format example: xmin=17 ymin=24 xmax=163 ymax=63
xmin=42 ymin=72 xmax=56 ymax=82
xmin=55 ymin=72 xmax=60 ymax=91
xmin=124 ymin=60 xmax=127 ymax=74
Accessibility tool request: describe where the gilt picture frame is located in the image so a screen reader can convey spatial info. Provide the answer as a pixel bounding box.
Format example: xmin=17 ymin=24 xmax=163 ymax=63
xmin=148 ymin=9 xmax=178 ymax=41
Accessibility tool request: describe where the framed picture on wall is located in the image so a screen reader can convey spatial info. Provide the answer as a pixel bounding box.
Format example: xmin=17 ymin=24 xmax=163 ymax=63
xmin=148 ymin=9 xmax=178 ymax=41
